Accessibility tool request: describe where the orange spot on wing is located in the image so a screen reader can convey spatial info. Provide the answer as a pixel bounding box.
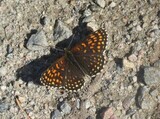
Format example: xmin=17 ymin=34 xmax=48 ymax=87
xmin=97 ymin=46 xmax=100 ymax=49
xmin=53 ymin=70 xmax=56 ymax=73
xmin=99 ymin=39 xmax=102 ymax=41
xmin=99 ymin=35 xmax=102 ymax=39
xmin=81 ymin=43 xmax=87 ymax=47
xmin=90 ymin=35 xmax=95 ymax=38
xmin=76 ymin=47 xmax=80 ymax=51
xmin=56 ymin=64 xmax=60 ymax=69
xmin=83 ymin=50 xmax=87 ymax=53
xmin=91 ymin=43 xmax=95 ymax=46
xmin=57 ymin=72 xmax=60 ymax=76
xmin=88 ymin=40 xmax=92 ymax=44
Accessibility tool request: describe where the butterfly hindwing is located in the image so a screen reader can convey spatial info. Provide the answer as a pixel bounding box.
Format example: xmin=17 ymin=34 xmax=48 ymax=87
xmin=40 ymin=56 xmax=85 ymax=91
xmin=40 ymin=57 xmax=66 ymax=88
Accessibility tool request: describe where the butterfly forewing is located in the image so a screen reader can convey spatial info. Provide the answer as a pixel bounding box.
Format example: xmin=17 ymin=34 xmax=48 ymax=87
xmin=71 ymin=29 xmax=108 ymax=76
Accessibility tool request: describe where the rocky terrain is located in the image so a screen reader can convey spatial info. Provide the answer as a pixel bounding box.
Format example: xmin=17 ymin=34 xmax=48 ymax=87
xmin=0 ymin=0 xmax=160 ymax=119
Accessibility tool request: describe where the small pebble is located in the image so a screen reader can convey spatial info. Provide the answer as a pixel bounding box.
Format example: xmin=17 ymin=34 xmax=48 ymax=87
xmin=128 ymin=54 xmax=137 ymax=62
xmin=1 ymin=85 xmax=7 ymax=91
xmin=27 ymin=82 xmax=35 ymax=88
xmin=126 ymin=108 xmax=137 ymax=116
xmin=150 ymin=89 xmax=159 ymax=97
xmin=123 ymin=58 xmax=135 ymax=69
xmin=143 ymin=66 xmax=160 ymax=86
xmin=109 ymin=2 xmax=116 ymax=8
xmin=0 ymin=103 xmax=9 ymax=112
xmin=76 ymin=99 xmax=80 ymax=109
xmin=18 ymin=96 xmax=26 ymax=103
xmin=136 ymin=86 xmax=150 ymax=108
xmin=26 ymin=30 xmax=48 ymax=50
xmin=100 ymin=107 xmax=117 ymax=119
xmin=0 ymin=67 xmax=7 ymax=76
xmin=83 ymin=9 xmax=92 ymax=17
xmin=85 ymin=100 xmax=92 ymax=109
xmin=136 ymin=25 xmax=142 ymax=31
xmin=132 ymin=76 xmax=137 ymax=82
xmin=51 ymin=109 xmax=62 ymax=119
xmin=94 ymin=0 xmax=106 ymax=8
xmin=53 ymin=20 xmax=72 ymax=43
xmin=82 ymin=16 xmax=95 ymax=23
xmin=86 ymin=116 xmax=94 ymax=119
xmin=87 ymin=22 xmax=99 ymax=31
xmin=122 ymin=96 xmax=134 ymax=109
xmin=60 ymin=102 xmax=71 ymax=114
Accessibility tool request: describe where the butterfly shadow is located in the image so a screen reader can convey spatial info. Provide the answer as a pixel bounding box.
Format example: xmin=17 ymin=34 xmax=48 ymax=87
xmin=16 ymin=25 xmax=93 ymax=86
xmin=16 ymin=49 xmax=63 ymax=85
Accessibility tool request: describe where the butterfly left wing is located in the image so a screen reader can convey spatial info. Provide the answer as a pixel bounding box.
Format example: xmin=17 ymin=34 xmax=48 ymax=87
xmin=40 ymin=57 xmax=66 ymax=88
xmin=40 ymin=56 xmax=85 ymax=91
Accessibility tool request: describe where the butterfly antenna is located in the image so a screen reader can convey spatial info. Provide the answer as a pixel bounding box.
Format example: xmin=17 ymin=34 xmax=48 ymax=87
xmin=67 ymin=33 xmax=76 ymax=49
xmin=54 ymin=47 xmax=64 ymax=52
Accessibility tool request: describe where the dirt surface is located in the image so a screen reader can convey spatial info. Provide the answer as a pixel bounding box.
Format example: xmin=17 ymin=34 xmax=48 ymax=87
xmin=0 ymin=0 xmax=160 ymax=119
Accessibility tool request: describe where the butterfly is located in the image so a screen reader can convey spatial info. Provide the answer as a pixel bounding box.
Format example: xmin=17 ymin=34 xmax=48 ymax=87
xmin=40 ymin=28 xmax=108 ymax=92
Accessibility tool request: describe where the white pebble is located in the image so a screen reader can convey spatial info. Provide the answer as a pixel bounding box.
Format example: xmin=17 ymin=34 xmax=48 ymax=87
xmin=0 ymin=67 xmax=7 ymax=76
xmin=109 ymin=2 xmax=116 ymax=8
xmin=1 ymin=85 xmax=7 ymax=91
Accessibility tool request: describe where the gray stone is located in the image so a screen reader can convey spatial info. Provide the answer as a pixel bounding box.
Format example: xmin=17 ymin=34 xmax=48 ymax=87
xmin=6 ymin=45 xmax=14 ymax=55
xmin=150 ymin=89 xmax=159 ymax=97
xmin=143 ymin=66 xmax=160 ymax=86
xmin=136 ymin=86 xmax=148 ymax=108
xmin=94 ymin=0 xmax=106 ymax=8
xmin=154 ymin=60 xmax=160 ymax=68
xmin=53 ymin=20 xmax=72 ymax=43
xmin=126 ymin=108 xmax=137 ymax=116
xmin=122 ymin=95 xmax=134 ymax=109
xmin=86 ymin=116 xmax=94 ymax=119
xmin=89 ymin=4 xmax=101 ymax=12
xmin=141 ymin=95 xmax=156 ymax=110
xmin=136 ymin=86 xmax=156 ymax=110
xmin=0 ymin=103 xmax=9 ymax=112
xmin=51 ymin=109 xmax=62 ymax=119
xmin=60 ymin=102 xmax=71 ymax=114
xmin=26 ymin=30 xmax=48 ymax=50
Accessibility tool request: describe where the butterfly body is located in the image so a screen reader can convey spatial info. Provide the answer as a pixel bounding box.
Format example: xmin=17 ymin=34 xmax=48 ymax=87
xmin=40 ymin=29 xmax=108 ymax=92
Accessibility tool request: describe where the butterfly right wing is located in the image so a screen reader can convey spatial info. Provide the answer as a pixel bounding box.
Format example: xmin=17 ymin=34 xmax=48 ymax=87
xmin=71 ymin=29 xmax=108 ymax=77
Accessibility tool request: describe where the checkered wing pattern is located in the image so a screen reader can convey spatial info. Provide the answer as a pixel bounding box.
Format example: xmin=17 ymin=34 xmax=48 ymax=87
xmin=71 ymin=29 xmax=107 ymax=77
xmin=40 ymin=56 xmax=85 ymax=91
xmin=40 ymin=28 xmax=108 ymax=91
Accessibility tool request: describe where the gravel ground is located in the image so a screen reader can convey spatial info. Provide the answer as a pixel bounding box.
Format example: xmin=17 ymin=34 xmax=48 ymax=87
xmin=0 ymin=0 xmax=160 ymax=119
